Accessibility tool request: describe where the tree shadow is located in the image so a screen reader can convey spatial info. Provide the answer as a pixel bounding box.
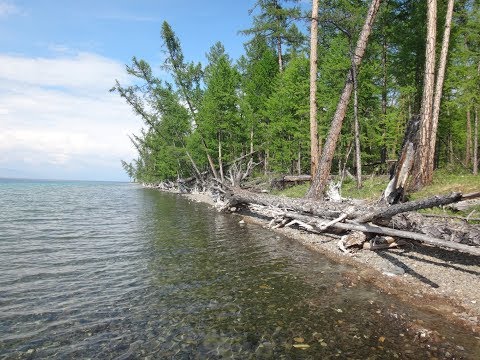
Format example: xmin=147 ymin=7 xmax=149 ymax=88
xmin=395 ymin=244 xmax=480 ymax=275
xmin=376 ymin=250 xmax=440 ymax=288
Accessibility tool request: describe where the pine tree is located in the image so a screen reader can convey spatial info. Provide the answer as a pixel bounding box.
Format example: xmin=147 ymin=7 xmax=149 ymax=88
xmin=241 ymin=0 xmax=305 ymax=71
xmin=198 ymin=45 xmax=242 ymax=182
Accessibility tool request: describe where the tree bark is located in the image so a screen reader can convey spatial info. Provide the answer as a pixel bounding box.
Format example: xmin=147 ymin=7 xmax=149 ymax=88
xmin=381 ymin=29 xmax=388 ymax=164
xmin=284 ymin=174 xmax=312 ymax=182
xmin=228 ymin=187 xmax=345 ymax=218
xmin=352 ymin=53 xmax=362 ymax=188
xmin=228 ymin=187 xmax=474 ymax=223
xmin=411 ymin=0 xmax=437 ymax=190
xmin=330 ymin=222 xmax=480 ymax=256
xmin=383 ymin=115 xmax=420 ymax=204
xmin=185 ymin=150 xmax=202 ymax=180
xmin=309 ymin=0 xmax=320 ymax=178
xmin=277 ymin=36 xmax=283 ymax=72
xmin=280 ymin=211 xmax=480 ymax=255
xmin=356 ymin=192 xmax=463 ymax=223
xmin=426 ymin=0 xmax=454 ymax=181
xmin=306 ymin=0 xmax=381 ymax=200
xmin=226 ymin=189 xmax=480 ymax=254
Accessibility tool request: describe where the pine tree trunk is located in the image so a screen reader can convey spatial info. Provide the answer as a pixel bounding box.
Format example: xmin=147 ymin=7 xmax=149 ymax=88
xmin=306 ymin=0 xmax=381 ymax=200
xmin=381 ymin=31 xmax=388 ymax=164
xmin=352 ymin=55 xmax=362 ymax=189
xmin=474 ymin=107 xmax=479 ymax=175
xmin=309 ymin=0 xmax=320 ymax=178
xmin=426 ymin=0 xmax=454 ymax=182
xmin=466 ymin=109 xmax=472 ymax=167
xmin=411 ymin=0 xmax=437 ymax=190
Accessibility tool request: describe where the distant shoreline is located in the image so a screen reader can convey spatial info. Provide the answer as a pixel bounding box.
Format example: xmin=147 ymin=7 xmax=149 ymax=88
xmin=0 ymin=177 xmax=131 ymax=183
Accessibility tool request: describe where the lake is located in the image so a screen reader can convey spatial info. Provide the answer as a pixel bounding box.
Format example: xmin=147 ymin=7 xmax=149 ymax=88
xmin=0 ymin=179 xmax=478 ymax=358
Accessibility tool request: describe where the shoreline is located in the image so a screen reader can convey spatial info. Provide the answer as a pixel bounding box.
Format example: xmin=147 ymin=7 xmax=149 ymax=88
xmin=181 ymin=190 xmax=480 ymax=335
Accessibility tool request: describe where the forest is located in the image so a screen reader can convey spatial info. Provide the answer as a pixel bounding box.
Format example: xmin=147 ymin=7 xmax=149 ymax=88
xmin=112 ymin=0 xmax=479 ymax=201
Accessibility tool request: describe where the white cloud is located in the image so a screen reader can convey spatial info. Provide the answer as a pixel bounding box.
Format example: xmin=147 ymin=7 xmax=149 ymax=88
xmin=0 ymin=52 xmax=130 ymax=93
xmin=0 ymin=51 xmax=141 ymax=180
xmin=0 ymin=1 xmax=19 ymax=17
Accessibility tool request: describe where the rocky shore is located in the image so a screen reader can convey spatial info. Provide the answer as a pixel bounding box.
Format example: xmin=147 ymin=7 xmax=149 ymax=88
xmin=183 ymin=190 xmax=480 ymax=336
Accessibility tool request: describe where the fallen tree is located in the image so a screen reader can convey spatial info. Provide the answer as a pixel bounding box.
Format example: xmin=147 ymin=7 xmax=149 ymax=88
xmin=224 ymin=188 xmax=480 ymax=255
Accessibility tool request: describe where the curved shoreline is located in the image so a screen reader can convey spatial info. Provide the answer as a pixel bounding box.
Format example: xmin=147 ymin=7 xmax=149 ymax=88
xmin=182 ymin=191 xmax=480 ymax=335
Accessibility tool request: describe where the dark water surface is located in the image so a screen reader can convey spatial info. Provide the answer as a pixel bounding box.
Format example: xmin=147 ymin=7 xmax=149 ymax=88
xmin=0 ymin=179 xmax=479 ymax=359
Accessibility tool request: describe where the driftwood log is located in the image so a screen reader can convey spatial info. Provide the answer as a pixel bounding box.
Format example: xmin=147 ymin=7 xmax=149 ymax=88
xmin=228 ymin=188 xmax=477 ymax=224
xmin=225 ymin=188 xmax=480 ymax=256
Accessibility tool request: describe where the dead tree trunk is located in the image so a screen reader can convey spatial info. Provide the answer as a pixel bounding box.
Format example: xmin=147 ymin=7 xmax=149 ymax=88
xmin=309 ymin=0 xmax=320 ymax=178
xmin=228 ymin=187 xmax=475 ymax=223
xmin=383 ymin=115 xmax=420 ymax=204
xmin=282 ymin=212 xmax=480 ymax=255
xmin=225 ymin=188 xmax=480 ymax=254
xmin=411 ymin=0 xmax=437 ymax=190
xmin=307 ymin=0 xmax=381 ymax=200
xmin=185 ymin=150 xmax=203 ymax=181
xmin=357 ymin=192 xmax=463 ymax=223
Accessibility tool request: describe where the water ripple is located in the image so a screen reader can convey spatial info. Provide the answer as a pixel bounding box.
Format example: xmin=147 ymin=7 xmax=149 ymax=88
xmin=0 ymin=181 xmax=479 ymax=358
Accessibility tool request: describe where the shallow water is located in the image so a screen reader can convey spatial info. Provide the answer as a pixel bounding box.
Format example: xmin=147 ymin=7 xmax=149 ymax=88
xmin=0 ymin=179 xmax=479 ymax=359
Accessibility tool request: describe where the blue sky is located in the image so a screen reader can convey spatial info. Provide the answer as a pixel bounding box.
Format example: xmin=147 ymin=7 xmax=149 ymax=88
xmin=0 ymin=0 xmax=258 ymax=181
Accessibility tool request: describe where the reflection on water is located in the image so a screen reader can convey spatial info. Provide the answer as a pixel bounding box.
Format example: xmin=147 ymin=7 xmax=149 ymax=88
xmin=0 ymin=180 xmax=479 ymax=358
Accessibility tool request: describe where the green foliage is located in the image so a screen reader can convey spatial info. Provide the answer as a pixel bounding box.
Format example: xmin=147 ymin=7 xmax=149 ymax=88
xmin=265 ymin=55 xmax=310 ymax=173
xmin=161 ymin=21 xmax=204 ymax=114
xmin=238 ymin=35 xmax=279 ymax=159
xmin=241 ymin=0 xmax=306 ymax=69
xmin=115 ymin=2 xmax=480 ymax=186
xmin=198 ymin=44 xmax=244 ymax=163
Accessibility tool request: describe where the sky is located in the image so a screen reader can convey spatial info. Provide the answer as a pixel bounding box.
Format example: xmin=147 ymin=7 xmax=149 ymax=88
xmin=0 ymin=0 xmax=259 ymax=181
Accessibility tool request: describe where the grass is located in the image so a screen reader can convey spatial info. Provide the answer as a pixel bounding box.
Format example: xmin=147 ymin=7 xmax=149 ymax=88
xmin=271 ymin=183 xmax=310 ymax=198
xmin=272 ymin=167 xmax=478 ymax=208
xmin=409 ymin=168 xmax=479 ymax=200
xmin=341 ymin=176 xmax=389 ymax=200
xmin=272 ymin=175 xmax=390 ymax=200
xmin=269 ymin=168 xmax=479 ymax=221
xmin=410 ymin=168 xmax=480 ymax=219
